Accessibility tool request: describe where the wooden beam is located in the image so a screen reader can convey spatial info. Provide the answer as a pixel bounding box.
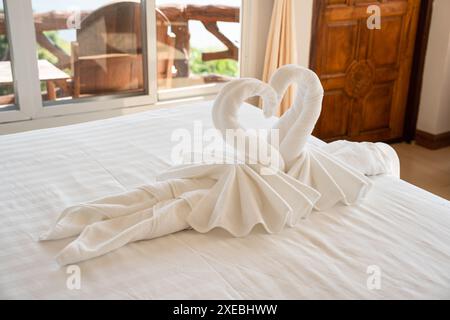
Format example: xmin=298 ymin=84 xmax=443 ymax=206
xmin=201 ymin=22 xmax=238 ymax=61
xmin=35 ymin=32 xmax=70 ymax=69
xmin=186 ymin=5 xmax=240 ymax=23
xmin=0 ymin=11 xmax=90 ymax=34
xmin=0 ymin=5 xmax=241 ymax=79
xmin=158 ymin=5 xmax=239 ymax=23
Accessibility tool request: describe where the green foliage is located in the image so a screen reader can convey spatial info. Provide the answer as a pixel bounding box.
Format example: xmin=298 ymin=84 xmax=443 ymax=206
xmin=38 ymin=31 xmax=71 ymax=71
xmin=0 ymin=35 xmax=8 ymax=59
xmin=189 ymin=47 xmax=238 ymax=78
xmin=36 ymin=32 xmax=72 ymax=92
xmin=0 ymin=35 xmax=13 ymax=96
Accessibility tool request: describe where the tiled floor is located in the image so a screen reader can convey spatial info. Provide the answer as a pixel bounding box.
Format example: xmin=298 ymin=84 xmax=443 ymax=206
xmin=392 ymin=142 xmax=450 ymax=200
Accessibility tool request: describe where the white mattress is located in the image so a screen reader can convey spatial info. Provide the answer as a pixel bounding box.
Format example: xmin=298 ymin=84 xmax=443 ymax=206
xmin=1 ymin=102 xmax=449 ymax=299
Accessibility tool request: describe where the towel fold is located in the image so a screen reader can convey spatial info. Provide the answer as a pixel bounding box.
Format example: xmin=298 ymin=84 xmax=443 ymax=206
xmin=160 ymin=163 xmax=320 ymax=236
xmin=40 ymin=179 xmax=213 ymax=241
xmin=268 ymin=65 xmax=372 ymax=210
xmin=286 ymin=145 xmax=371 ymax=210
xmin=55 ymin=189 xmax=211 ymax=266
xmin=321 ymin=140 xmax=400 ymax=178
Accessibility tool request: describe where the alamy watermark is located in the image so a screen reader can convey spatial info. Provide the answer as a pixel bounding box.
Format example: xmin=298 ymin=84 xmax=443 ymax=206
xmin=366 ymin=265 xmax=382 ymax=290
xmin=367 ymin=5 xmax=381 ymax=30
xmin=170 ymin=121 xmax=282 ymax=175
xmin=66 ymin=6 xmax=82 ymax=30
xmin=66 ymin=265 xmax=81 ymax=290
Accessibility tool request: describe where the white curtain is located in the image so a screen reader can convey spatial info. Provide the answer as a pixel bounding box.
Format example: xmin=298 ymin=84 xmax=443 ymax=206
xmin=262 ymin=0 xmax=298 ymax=116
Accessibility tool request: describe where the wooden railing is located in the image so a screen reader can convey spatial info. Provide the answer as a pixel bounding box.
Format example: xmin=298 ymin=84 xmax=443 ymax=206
xmin=157 ymin=4 xmax=239 ymax=78
xmin=0 ymin=4 xmax=239 ymax=105
xmin=0 ymin=4 xmax=239 ymax=77
xmin=160 ymin=5 xmax=239 ymax=60
xmin=0 ymin=11 xmax=90 ymax=70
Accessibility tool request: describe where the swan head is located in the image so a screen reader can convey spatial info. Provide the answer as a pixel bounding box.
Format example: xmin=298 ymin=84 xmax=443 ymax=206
xmin=212 ymin=78 xmax=278 ymax=133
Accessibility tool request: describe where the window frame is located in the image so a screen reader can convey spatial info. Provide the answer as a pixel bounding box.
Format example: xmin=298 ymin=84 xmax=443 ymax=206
xmin=0 ymin=0 xmax=41 ymax=123
xmin=0 ymin=0 xmax=247 ymax=124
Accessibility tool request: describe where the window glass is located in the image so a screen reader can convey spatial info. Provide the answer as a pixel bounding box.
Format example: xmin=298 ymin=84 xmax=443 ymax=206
xmin=155 ymin=0 xmax=241 ymax=90
xmin=32 ymin=0 xmax=146 ymax=104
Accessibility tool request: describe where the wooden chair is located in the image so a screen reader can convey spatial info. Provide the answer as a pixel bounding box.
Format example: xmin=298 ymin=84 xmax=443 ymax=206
xmin=0 ymin=93 xmax=14 ymax=106
xmin=71 ymin=1 xmax=175 ymax=98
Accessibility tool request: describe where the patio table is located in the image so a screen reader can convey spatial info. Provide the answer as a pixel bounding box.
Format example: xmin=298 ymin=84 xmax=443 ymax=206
xmin=0 ymin=59 xmax=70 ymax=101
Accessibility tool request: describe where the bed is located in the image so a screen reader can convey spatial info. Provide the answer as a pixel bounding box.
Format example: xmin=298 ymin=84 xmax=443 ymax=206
xmin=0 ymin=101 xmax=449 ymax=299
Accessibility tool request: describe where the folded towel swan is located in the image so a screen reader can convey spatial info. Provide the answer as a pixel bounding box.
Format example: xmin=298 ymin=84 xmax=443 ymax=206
xmin=40 ymin=66 xmax=400 ymax=266
xmin=266 ymin=65 xmax=372 ymax=210
xmin=41 ymin=78 xmax=321 ymax=266
xmin=270 ymin=65 xmax=400 ymax=177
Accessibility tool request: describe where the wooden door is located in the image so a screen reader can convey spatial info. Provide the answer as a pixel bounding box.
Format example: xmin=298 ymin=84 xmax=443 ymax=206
xmin=311 ymin=0 xmax=421 ymax=142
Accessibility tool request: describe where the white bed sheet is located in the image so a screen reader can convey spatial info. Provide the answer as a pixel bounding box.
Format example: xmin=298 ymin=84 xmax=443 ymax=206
xmin=0 ymin=102 xmax=449 ymax=299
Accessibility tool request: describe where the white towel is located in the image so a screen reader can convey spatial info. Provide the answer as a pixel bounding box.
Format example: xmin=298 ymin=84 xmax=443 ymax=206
xmin=322 ymin=140 xmax=400 ymax=178
xmin=212 ymin=78 xmax=286 ymax=172
xmin=41 ymin=78 xmax=320 ymax=266
xmin=53 ymin=184 xmax=212 ymax=266
xmin=268 ymin=65 xmax=372 ymax=210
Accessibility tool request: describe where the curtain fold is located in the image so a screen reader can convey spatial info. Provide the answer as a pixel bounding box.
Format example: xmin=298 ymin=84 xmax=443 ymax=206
xmin=262 ymin=0 xmax=298 ymax=116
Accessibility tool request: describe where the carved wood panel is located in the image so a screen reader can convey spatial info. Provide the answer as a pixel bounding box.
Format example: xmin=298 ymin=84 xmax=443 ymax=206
xmin=311 ymin=0 xmax=421 ymax=142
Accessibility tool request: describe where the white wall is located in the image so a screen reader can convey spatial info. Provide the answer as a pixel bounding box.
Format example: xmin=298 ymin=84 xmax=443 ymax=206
xmin=417 ymin=0 xmax=450 ymax=135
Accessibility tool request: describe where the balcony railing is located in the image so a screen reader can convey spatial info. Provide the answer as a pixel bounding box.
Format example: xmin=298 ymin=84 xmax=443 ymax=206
xmin=0 ymin=4 xmax=239 ymax=105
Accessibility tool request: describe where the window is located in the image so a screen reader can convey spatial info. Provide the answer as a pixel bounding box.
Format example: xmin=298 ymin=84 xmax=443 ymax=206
xmin=0 ymin=0 xmax=245 ymax=124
